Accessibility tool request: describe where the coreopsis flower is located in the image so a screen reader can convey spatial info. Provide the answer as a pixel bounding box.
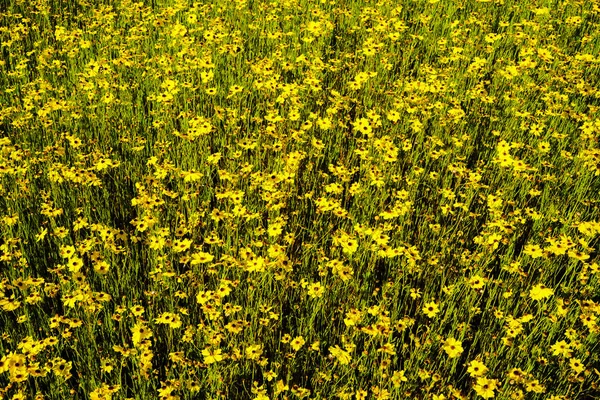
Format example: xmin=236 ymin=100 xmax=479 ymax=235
xmin=246 ymin=256 xmax=266 ymax=272
xmin=524 ymin=379 xmax=545 ymax=394
xmin=580 ymin=313 xmax=597 ymax=330
xmin=529 ymin=284 xmax=554 ymax=301
xmin=507 ymin=368 xmax=527 ymax=383
xmin=316 ymin=117 xmax=333 ymax=130
xmin=131 ymin=323 xmax=152 ymax=346
xmin=130 ymin=305 xmax=145 ymax=317
xmin=202 ymin=348 xmax=224 ymax=364
xmin=422 ymin=300 xmax=440 ymax=318
xmin=60 ymin=245 xmax=76 ymax=258
xmin=172 ymin=238 xmax=193 ymax=253
xmin=246 ymin=344 xmax=263 ymax=360
xmin=307 ymin=282 xmax=325 ymax=298
xmin=196 ymin=290 xmax=214 ymax=304
xmin=281 ymin=334 xmax=291 ymax=344
xmin=443 ymin=338 xmax=464 ymax=358
xmin=550 ymin=340 xmax=572 ymax=357
xmin=67 ymin=257 xmax=84 ymax=273
xmin=290 ymin=336 xmax=305 ymax=352
xmin=467 ymin=275 xmax=486 ymax=290
xmin=467 ymin=359 xmax=489 ymax=377
xmin=155 ymin=312 xmax=182 ymax=329
xmin=190 ymin=251 xmax=214 ymax=265
xmin=352 ymin=117 xmax=372 ymax=136
xmin=329 ymin=345 xmax=351 ymax=365
xmin=376 ymin=342 xmax=395 ymax=357
xmin=355 ymin=389 xmax=368 ymax=400
xmin=387 ymin=110 xmax=401 ymax=123
xmin=523 ymin=244 xmax=544 ymax=258
xmin=371 ymin=386 xmax=391 ymax=400
xmin=391 ymin=370 xmax=408 ymax=387
xmin=35 ymin=227 xmax=48 ymax=242
xmin=473 ymin=377 xmax=499 ymax=399
xmin=569 ymin=357 xmax=585 ymax=374
xmin=94 ymin=260 xmax=110 ymax=275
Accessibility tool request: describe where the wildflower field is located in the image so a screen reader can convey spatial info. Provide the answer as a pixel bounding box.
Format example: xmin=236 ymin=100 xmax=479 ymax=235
xmin=1 ymin=0 xmax=600 ymax=398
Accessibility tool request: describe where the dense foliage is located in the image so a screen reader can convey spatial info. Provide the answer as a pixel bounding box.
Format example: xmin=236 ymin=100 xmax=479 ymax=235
xmin=0 ymin=0 xmax=599 ymax=399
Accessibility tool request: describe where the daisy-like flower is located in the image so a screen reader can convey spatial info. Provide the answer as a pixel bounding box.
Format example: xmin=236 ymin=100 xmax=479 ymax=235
xmin=307 ymin=282 xmax=325 ymax=298
xmin=391 ymin=370 xmax=408 ymax=387
xmin=443 ymin=338 xmax=464 ymax=358
xmin=507 ymin=368 xmax=526 ymax=383
xmin=569 ymin=357 xmax=585 ymax=374
xmin=190 ymin=251 xmax=214 ymax=265
xmin=67 ymin=257 xmax=84 ymax=273
xmin=468 ymin=275 xmax=486 ymax=290
xmin=529 ymin=284 xmax=554 ymax=301
xmin=524 ymin=378 xmax=545 ymax=394
xmin=131 ymin=323 xmax=152 ymax=346
xmin=290 ymin=336 xmax=305 ymax=352
xmin=422 ymin=300 xmax=440 ymax=318
xmin=467 ymin=359 xmax=488 ymax=377
xmin=202 ymin=348 xmax=224 ymax=365
xmin=329 ymin=345 xmax=351 ymax=365
xmin=550 ymin=340 xmax=571 ymax=357
xmin=246 ymin=344 xmax=263 ymax=360
xmin=59 ymin=246 xmax=75 ymax=260
xmin=280 ymin=334 xmax=291 ymax=344
xmin=523 ymin=244 xmax=544 ymax=258
xmin=473 ymin=377 xmax=499 ymax=399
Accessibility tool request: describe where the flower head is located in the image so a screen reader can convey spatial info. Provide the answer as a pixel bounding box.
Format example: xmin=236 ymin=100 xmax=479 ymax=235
xmin=443 ymin=337 xmax=464 ymax=358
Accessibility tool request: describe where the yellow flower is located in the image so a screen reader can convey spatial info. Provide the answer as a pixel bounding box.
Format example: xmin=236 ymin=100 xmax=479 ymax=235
xmin=473 ymin=377 xmax=498 ymax=399
xmin=280 ymin=334 xmax=291 ymax=344
xmin=307 ymin=282 xmax=325 ymax=298
xmin=529 ymin=284 xmax=554 ymax=301
xmin=467 ymin=275 xmax=486 ymax=290
xmin=422 ymin=300 xmax=440 ymax=318
xmin=355 ymin=389 xmax=368 ymax=400
xmin=550 ymin=340 xmax=571 ymax=357
xmin=155 ymin=312 xmax=182 ymax=329
xmin=443 ymin=338 xmax=463 ymax=358
xmin=569 ymin=357 xmax=585 ymax=374
xmin=131 ymin=323 xmax=152 ymax=346
xmin=391 ymin=370 xmax=408 ymax=387
xmin=202 ymin=348 xmax=224 ymax=364
xmin=246 ymin=256 xmax=266 ymax=273
xmin=35 ymin=227 xmax=48 ymax=242
xmin=172 ymin=238 xmax=192 ymax=253
xmin=290 ymin=336 xmax=305 ymax=352
xmin=387 ymin=110 xmax=401 ymax=123
xmin=352 ymin=117 xmax=372 ymax=135
xmin=524 ymin=379 xmax=545 ymax=393
xmin=264 ymin=370 xmax=277 ymax=382
xmin=65 ymin=256 xmax=82 ymax=273
xmin=130 ymin=305 xmax=145 ymax=317
xmin=523 ymin=244 xmax=544 ymax=258
xmin=316 ymin=117 xmax=333 ymax=130
xmin=274 ymin=380 xmax=289 ymax=395
xmin=246 ymin=344 xmax=263 ymax=360
xmin=328 ymin=345 xmax=351 ymax=365
xmin=93 ymin=260 xmax=111 ymax=275
xmin=190 ymin=251 xmax=214 ymax=265
xmin=507 ymin=368 xmax=526 ymax=383
xmin=196 ymin=290 xmax=214 ymax=304
xmin=60 ymin=244 xmax=77 ymax=260
xmin=467 ymin=359 xmax=488 ymax=377
xmin=377 ymin=343 xmax=396 ymax=355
